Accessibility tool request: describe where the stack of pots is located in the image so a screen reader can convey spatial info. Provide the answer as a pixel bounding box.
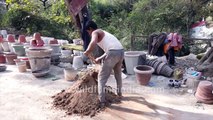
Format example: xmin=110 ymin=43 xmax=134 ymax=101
xmin=146 ymin=60 xmax=173 ymax=77
xmin=26 ymin=47 xmax=52 ymax=77
xmin=195 ymin=81 xmax=213 ymax=104
xmin=49 ymin=39 xmax=61 ymax=65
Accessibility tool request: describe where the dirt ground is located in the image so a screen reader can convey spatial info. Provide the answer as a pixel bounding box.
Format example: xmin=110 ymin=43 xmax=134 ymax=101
xmin=1 ymin=55 xmax=213 ymax=120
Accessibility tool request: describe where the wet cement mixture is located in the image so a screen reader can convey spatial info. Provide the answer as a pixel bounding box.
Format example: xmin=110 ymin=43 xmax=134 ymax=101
xmin=52 ymin=69 xmax=120 ymax=117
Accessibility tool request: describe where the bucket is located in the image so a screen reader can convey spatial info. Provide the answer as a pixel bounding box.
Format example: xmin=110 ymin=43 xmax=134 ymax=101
xmin=64 ymin=68 xmax=78 ymax=81
xmin=134 ymin=65 xmax=154 ymax=85
xmin=124 ymin=51 xmax=145 ymax=74
xmin=15 ymin=60 xmax=27 ymax=72
xmin=26 ymin=47 xmax=52 ymax=77
xmin=12 ymin=43 xmax=26 ymax=56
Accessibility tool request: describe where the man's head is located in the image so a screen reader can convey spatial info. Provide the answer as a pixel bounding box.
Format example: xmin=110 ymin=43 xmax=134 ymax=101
xmin=85 ymin=21 xmax=98 ymax=35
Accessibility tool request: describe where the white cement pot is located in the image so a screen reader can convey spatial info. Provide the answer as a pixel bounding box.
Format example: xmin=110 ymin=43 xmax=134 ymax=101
xmin=72 ymin=56 xmax=83 ymax=70
xmin=1 ymin=41 xmax=10 ymax=52
xmin=64 ymin=68 xmax=78 ymax=81
xmin=61 ymin=50 xmax=72 ymax=56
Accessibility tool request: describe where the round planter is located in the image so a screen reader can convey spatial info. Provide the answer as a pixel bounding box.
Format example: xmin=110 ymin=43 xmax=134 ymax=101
xmin=64 ymin=68 xmax=78 ymax=81
xmin=8 ymin=42 xmax=16 ymax=53
xmin=26 ymin=47 xmax=52 ymax=77
xmin=73 ymin=39 xmax=82 ymax=45
xmin=7 ymin=34 xmax=15 ymax=43
xmin=0 ymin=53 xmax=6 ymax=63
xmin=134 ymin=65 xmax=154 ymax=85
xmin=33 ymin=32 xmax=42 ymax=41
xmin=61 ymin=49 xmax=72 ymax=56
xmin=50 ymin=44 xmax=61 ymax=54
xmin=18 ymin=35 xmax=26 ymax=43
xmin=1 ymin=30 xmax=7 ymax=38
xmin=0 ymin=34 xmax=3 ymax=43
xmin=21 ymin=58 xmax=31 ymax=69
xmin=72 ymin=56 xmax=83 ymax=70
xmin=1 ymin=41 xmax=10 ymax=52
xmin=195 ymin=81 xmax=213 ymax=104
xmin=4 ymin=53 xmax=17 ymax=65
xmin=49 ymin=39 xmax=58 ymax=44
xmin=15 ymin=60 xmax=27 ymax=72
xmin=36 ymin=40 xmax=44 ymax=47
xmin=73 ymin=50 xmax=81 ymax=56
xmin=12 ymin=43 xmax=26 ymax=56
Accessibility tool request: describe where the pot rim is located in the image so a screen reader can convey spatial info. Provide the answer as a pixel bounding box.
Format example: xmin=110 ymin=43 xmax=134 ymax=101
xmin=134 ymin=65 xmax=154 ymax=74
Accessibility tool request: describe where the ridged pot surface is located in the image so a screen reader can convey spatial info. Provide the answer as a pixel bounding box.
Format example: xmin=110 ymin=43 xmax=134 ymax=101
xmin=134 ymin=65 xmax=154 ymax=85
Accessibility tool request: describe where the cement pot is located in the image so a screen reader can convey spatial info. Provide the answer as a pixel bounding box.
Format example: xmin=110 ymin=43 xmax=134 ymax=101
xmin=49 ymin=39 xmax=58 ymax=44
xmin=4 ymin=53 xmax=17 ymax=65
xmin=18 ymin=35 xmax=26 ymax=43
xmin=0 ymin=53 xmax=6 ymax=63
xmin=72 ymin=56 xmax=83 ymax=70
xmin=12 ymin=43 xmax=26 ymax=56
xmin=21 ymin=57 xmax=31 ymax=69
xmin=64 ymin=68 xmax=78 ymax=81
xmin=15 ymin=59 xmax=27 ymax=72
xmin=134 ymin=65 xmax=154 ymax=85
xmin=1 ymin=41 xmax=10 ymax=52
xmin=51 ymin=53 xmax=61 ymax=65
xmin=7 ymin=34 xmax=15 ymax=43
xmin=26 ymin=47 xmax=52 ymax=77
xmin=50 ymin=44 xmax=61 ymax=54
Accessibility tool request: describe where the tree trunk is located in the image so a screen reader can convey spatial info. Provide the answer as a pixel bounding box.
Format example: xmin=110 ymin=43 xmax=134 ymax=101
xmin=197 ymin=47 xmax=213 ymax=77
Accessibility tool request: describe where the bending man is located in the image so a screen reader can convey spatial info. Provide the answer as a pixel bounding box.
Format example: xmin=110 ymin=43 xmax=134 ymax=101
xmin=84 ymin=21 xmax=124 ymax=106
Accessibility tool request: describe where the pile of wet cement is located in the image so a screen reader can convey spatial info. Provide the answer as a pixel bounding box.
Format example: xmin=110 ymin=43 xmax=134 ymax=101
xmin=52 ymin=69 xmax=120 ymax=117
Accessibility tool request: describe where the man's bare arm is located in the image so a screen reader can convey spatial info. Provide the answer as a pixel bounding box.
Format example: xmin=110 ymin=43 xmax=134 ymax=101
xmin=84 ymin=31 xmax=98 ymax=56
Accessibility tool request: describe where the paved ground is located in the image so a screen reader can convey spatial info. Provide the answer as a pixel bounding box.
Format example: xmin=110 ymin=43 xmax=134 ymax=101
xmin=0 ymin=63 xmax=213 ymax=120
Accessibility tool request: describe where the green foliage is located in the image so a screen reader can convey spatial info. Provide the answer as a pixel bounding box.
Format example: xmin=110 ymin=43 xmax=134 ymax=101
xmin=1 ymin=0 xmax=73 ymax=40
xmin=1 ymin=0 xmax=213 ymax=50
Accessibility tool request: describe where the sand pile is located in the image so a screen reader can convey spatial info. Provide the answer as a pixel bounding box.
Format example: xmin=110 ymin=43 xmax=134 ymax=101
xmin=52 ymin=69 xmax=120 ymax=117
